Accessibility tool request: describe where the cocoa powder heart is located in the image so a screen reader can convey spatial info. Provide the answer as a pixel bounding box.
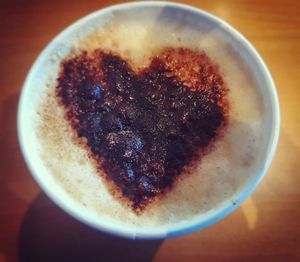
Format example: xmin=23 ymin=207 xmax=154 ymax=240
xmin=56 ymin=48 xmax=228 ymax=212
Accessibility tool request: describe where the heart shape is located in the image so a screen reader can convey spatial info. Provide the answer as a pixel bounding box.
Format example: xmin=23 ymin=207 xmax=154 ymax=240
xmin=57 ymin=48 xmax=228 ymax=212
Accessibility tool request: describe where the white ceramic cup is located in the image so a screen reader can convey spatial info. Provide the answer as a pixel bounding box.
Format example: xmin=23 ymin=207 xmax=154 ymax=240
xmin=18 ymin=1 xmax=280 ymax=239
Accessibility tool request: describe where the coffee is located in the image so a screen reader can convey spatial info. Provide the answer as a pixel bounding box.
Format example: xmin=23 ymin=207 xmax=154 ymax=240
xmin=35 ymin=11 xmax=264 ymax=227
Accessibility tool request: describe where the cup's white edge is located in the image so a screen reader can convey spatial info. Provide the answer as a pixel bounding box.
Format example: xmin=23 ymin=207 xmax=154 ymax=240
xmin=17 ymin=1 xmax=280 ymax=240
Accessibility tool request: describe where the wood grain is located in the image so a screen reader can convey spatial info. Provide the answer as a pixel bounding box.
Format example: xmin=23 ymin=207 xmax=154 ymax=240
xmin=0 ymin=0 xmax=299 ymax=261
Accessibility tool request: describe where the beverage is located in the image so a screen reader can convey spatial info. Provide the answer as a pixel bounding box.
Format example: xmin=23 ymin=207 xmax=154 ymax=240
xmin=19 ymin=3 xmax=278 ymax=236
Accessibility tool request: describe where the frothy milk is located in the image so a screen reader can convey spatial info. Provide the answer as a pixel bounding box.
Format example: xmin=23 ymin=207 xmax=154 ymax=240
xmin=30 ymin=7 xmax=266 ymax=228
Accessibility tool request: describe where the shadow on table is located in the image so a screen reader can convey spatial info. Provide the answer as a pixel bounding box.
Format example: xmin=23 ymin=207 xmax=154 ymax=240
xmin=18 ymin=193 xmax=163 ymax=262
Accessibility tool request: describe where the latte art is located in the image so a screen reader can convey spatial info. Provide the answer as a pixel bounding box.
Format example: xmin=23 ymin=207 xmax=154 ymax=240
xmin=56 ymin=48 xmax=228 ymax=212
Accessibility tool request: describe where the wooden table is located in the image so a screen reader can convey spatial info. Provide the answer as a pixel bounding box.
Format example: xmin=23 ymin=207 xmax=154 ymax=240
xmin=0 ymin=0 xmax=299 ymax=261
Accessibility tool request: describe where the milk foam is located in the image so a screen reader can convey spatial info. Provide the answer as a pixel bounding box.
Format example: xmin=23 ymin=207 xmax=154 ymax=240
xmin=35 ymin=10 xmax=265 ymax=227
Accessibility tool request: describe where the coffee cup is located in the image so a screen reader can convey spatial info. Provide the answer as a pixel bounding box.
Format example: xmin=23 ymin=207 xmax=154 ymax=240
xmin=18 ymin=1 xmax=280 ymax=239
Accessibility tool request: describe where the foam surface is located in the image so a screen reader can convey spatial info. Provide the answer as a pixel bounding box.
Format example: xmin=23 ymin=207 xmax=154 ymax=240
xmin=34 ymin=9 xmax=265 ymax=227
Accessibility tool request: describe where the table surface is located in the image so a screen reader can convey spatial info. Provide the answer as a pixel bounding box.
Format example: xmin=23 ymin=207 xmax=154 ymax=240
xmin=0 ymin=0 xmax=299 ymax=261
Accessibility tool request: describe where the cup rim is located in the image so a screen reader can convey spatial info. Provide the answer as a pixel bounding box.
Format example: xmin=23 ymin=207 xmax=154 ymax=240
xmin=18 ymin=1 xmax=280 ymax=239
